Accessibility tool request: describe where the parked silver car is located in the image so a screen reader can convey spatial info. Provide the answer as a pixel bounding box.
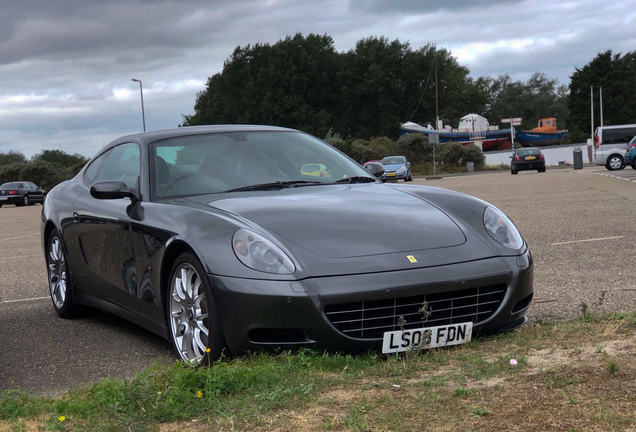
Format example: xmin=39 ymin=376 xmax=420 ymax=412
xmin=593 ymin=124 xmax=636 ymax=170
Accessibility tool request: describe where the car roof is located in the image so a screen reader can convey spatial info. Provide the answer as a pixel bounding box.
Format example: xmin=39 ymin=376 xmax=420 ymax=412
xmin=106 ymin=125 xmax=295 ymax=150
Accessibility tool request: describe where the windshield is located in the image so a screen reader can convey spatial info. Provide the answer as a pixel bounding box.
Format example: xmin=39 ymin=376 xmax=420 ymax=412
xmin=381 ymin=156 xmax=405 ymax=165
xmin=151 ymin=131 xmax=374 ymax=198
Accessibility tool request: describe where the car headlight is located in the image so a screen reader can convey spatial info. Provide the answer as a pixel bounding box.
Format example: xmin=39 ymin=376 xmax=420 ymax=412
xmin=398 ymin=166 xmax=405 ymax=173
xmin=483 ymin=207 xmax=523 ymax=249
xmin=232 ymin=229 xmax=295 ymax=274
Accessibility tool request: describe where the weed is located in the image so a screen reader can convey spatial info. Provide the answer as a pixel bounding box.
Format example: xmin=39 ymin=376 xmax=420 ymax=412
xmin=452 ymin=388 xmax=473 ymax=398
xmin=473 ymin=408 xmax=489 ymax=417
xmin=607 ymin=360 xmax=619 ymax=376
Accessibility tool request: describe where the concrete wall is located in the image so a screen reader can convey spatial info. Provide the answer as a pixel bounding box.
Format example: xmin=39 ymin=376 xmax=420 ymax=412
xmin=484 ymin=143 xmax=592 ymax=166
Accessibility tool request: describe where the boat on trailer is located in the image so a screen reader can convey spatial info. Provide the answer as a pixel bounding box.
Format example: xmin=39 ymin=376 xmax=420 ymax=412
xmin=401 ymin=114 xmax=512 ymax=151
xmin=516 ymin=118 xmax=567 ymax=147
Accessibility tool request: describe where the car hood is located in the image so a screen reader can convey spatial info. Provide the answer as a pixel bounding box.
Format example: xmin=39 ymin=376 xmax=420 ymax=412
xmin=195 ymin=184 xmax=466 ymax=258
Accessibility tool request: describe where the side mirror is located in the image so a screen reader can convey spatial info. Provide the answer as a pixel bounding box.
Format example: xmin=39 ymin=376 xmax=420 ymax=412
xmin=364 ymin=162 xmax=385 ymax=177
xmin=90 ymin=181 xmax=139 ymax=201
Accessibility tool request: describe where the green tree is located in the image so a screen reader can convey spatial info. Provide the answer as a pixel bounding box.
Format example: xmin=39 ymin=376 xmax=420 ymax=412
xmin=183 ymin=33 xmax=339 ymax=138
xmin=0 ymin=151 xmax=27 ymax=166
xmin=568 ymin=50 xmax=636 ymax=136
xmin=483 ymin=73 xmax=569 ymax=131
xmin=32 ymin=149 xmax=87 ymax=167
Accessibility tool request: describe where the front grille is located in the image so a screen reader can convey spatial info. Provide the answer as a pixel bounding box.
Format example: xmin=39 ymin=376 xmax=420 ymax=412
xmin=324 ymin=284 xmax=506 ymax=339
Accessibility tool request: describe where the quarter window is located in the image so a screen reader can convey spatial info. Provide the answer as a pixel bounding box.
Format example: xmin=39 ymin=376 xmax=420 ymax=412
xmin=96 ymin=143 xmax=141 ymax=188
xmin=84 ymin=152 xmax=109 ymax=183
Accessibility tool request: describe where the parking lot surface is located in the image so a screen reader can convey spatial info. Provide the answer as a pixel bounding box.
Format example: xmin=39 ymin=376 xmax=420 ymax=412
xmin=2 ymin=166 xmax=636 ymax=394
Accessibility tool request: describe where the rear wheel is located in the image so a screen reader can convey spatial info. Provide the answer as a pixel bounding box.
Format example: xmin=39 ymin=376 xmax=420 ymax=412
xmin=23 ymin=195 xmax=29 ymax=206
xmin=605 ymin=155 xmax=624 ymax=171
xmin=631 ymin=160 xmax=636 ymax=170
xmin=167 ymin=252 xmax=227 ymax=365
xmin=47 ymin=230 xmax=80 ymax=318
xmin=511 ymin=166 xmax=518 ymax=175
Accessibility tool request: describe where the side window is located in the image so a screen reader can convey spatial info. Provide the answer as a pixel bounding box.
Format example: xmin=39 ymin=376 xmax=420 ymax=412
xmin=96 ymin=143 xmax=140 ymax=188
xmin=84 ymin=152 xmax=109 ymax=183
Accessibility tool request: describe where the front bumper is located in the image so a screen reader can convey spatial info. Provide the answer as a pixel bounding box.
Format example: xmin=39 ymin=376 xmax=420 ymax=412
xmin=210 ymin=251 xmax=534 ymax=355
xmin=381 ymin=172 xmax=407 ymax=180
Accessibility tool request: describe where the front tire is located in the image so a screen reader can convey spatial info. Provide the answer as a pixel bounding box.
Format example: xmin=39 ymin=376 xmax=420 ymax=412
xmin=47 ymin=230 xmax=80 ymax=318
xmin=167 ymin=252 xmax=227 ymax=365
xmin=606 ymin=155 xmax=624 ymax=171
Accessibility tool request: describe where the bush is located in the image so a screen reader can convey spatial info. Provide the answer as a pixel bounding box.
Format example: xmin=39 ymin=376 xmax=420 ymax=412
xmin=348 ymin=139 xmax=373 ymax=163
xmin=437 ymin=143 xmax=485 ymax=168
xmin=0 ymin=163 xmax=28 ymax=185
xmin=323 ymin=129 xmax=347 ymax=150
xmin=396 ymin=133 xmax=431 ymax=163
xmin=460 ymin=144 xmax=486 ymax=168
xmin=368 ymin=136 xmax=396 ymax=159
xmin=0 ymin=159 xmax=84 ymax=191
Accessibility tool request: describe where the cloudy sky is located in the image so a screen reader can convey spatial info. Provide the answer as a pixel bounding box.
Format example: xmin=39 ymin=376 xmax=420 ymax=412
xmin=1 ymin=0 xmax=634 ymax=158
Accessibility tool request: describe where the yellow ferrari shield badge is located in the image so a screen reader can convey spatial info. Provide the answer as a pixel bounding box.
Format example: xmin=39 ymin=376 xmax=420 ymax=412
xmin=407 ymin=255 xmax=417 ymax=263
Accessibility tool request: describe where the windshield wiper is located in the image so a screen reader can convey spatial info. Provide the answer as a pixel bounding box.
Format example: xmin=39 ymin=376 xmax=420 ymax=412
xmin=333 ymin=176 xmax=378 ymax=184
xmin=224 ymin=180 xmax=327 ymax=193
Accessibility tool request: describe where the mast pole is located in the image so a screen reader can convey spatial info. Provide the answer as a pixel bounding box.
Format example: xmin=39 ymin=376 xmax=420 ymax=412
xmin=434 ymin=43 xmax=439 ymax=131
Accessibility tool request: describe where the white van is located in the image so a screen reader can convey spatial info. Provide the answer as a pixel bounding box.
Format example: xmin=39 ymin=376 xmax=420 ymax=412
xmin=594 ymin=124 xmax=636 ymax=170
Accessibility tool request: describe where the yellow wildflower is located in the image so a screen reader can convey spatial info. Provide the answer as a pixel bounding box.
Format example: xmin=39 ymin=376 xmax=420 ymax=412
xmin=197 ymin=390 xmax=202 ymax=398
xmin=59 ymin=416 xmax=66 ymax=422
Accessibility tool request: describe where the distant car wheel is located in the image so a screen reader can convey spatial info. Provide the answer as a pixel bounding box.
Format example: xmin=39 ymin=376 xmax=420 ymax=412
xmin=23 ymin=195 xmax=29 ymax=206
xmin=47 ymin=230 xmax=80 ymax=318
xmin=631 ymin=160 xmax=636 ymax=170
xmin=41 ymin=193 xmax=46 ymax=204
xmin=606 ymin=155 xmax=624 ymax=171
xmin=168 ymin=252 xmax=227 ymax=365
xmin=0 ymin=204 xmax=3 ymax=208
xmin=511 ymin=166 xmax=517 ymax=175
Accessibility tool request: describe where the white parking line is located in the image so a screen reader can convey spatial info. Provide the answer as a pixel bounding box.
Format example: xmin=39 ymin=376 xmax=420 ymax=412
xmin=0 ymin=296 xmax=49 ymax=304
xmin=0 ymin=233 xmax=39 ymax=242
xmin=551 ymin=236 xmax=623 ymax=246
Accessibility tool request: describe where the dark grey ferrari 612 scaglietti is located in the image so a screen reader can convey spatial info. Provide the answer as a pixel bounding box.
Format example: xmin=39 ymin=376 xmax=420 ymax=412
xmin=41 ymin=125 xmax=533 ymax=365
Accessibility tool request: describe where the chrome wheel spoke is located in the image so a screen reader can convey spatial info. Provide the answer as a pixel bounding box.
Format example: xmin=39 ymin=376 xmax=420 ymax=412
xmin=169 ymin=263 xmax=210 ymax=365
xmin=48 ymin=236 xmax=67 ymax=309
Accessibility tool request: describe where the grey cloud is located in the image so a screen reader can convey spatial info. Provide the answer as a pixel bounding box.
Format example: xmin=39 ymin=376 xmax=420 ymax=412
xmin=0 ymin=0 xmax=633 ymax=158
xmin=348 ymin=0 xmax=521 ymax=13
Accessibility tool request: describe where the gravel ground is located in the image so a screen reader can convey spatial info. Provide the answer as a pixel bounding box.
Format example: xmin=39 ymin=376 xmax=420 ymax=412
xmin=1 ymin=166 xmax=634 ymax=394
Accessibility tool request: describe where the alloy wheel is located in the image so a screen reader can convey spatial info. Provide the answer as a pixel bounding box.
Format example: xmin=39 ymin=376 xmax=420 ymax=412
xmin=48 ymin=236 xmax=67 ymax=309
xmin=23 ymin=196 xmax=29 ymax=206
xmin=169 ymin=263 xmax=210 ymax=365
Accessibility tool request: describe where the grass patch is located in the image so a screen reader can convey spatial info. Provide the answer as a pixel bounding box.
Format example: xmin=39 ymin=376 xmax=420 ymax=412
xmin=3 ymin=314 xmax=636 ymax=431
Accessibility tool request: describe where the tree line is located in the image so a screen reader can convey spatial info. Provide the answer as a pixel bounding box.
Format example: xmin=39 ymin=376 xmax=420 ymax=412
xmin=0 ymin=150 xmax=87 ymax=191
xmin=183 ymin=33 xmax=634 ymax=145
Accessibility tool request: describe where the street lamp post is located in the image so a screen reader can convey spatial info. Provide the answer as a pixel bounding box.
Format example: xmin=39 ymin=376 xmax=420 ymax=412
xmin=131 ymin=78 xmax=146 ymax=132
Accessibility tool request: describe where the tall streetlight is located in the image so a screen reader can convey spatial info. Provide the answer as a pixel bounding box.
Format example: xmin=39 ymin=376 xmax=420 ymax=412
xmin=131 ymin=78 xmax=146 ymax=132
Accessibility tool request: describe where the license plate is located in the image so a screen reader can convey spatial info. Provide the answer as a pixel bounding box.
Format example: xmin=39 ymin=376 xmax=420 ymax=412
xmin=525 ymin=156 xmax=536 ymax=160
xmin=382 ymin=322 xmax=472 ymax=353
xmin=386 ymin=173 xmax=397 ymax=177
